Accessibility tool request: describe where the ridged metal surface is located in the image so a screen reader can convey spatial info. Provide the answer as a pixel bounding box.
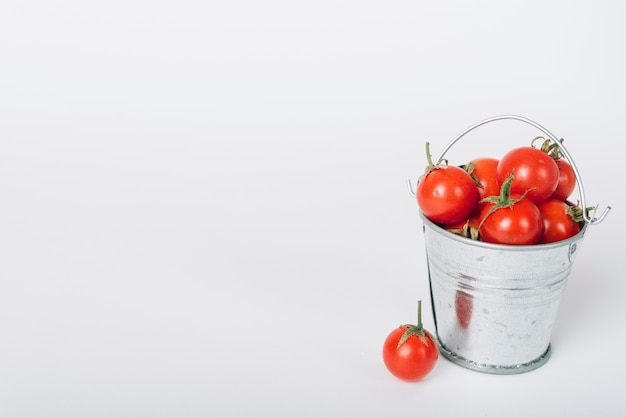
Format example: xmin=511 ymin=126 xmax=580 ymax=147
xmin=422 ymin=213 xmax=587 ymax=374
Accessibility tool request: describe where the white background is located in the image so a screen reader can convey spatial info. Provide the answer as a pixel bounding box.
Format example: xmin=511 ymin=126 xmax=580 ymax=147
xmin=1 ymin=1 xmax=624 ymax=417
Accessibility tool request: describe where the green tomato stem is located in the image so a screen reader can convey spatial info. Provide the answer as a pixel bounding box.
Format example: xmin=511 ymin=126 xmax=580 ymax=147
xmin=425 ymin=142 xmax=434 ymax=171
xmin=397 ymin=299 xmax=430 ymax=348
xmin=478 ymin=171 xmax=534 ymax=229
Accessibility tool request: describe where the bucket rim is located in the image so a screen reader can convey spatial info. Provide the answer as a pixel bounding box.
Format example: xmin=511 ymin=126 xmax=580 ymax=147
xmin=420 ymin=211 xmax=587 ymax=251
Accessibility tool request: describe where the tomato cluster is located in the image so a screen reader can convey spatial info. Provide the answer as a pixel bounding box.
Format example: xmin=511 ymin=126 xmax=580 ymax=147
xmin=416 ymin=138 xmax=585 ymax=245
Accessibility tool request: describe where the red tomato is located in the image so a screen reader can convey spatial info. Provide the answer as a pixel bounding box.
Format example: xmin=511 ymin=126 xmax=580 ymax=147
xmin=551 ymin=159 xmax=576 ymax=201
xmin=417 ymin=165 xmax=479 ymax=224
xmin=536 ymin=198 xmax=582 ymax=243
xmin=466 ymin=157 xmax=500 ymax=214
xmin=496 ymin=147 xmax=559 ymax=203
xmin=534 ymin=137 xmax=577 ymax=201
xmin=479 ymin=195 xmax=544 ymax=245
xmin=383 ymin=301 xmax=438 ymax=381
xmin=468 ymin=158 xmax=500 ymax=200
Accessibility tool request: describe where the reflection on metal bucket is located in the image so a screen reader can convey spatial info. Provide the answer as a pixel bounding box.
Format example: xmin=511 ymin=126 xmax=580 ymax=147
xmin=422 ymin=212 xmax=587 ymax=374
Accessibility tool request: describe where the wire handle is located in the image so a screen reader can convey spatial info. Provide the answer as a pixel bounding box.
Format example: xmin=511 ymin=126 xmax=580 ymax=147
xmin=407 ymin=114 xmax=611 ymax=225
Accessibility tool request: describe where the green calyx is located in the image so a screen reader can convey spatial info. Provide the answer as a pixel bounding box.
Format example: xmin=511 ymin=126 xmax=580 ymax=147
xmin=568 ymin=204 xmax=585 ymax=223
xmin=534 ymin=136 xmax=566 ymax=160
xmin=478 ymin=171 xmax=534 ymax=228
xmin=459 ymin=161 xmax=483 ymax=189
xmin=568 ymin=201 xmax=596 ymax=224
xmin=397 ymin=300 xmax=434 ymax=348
xmin=448 ymin=220 xmax=480 ymax=240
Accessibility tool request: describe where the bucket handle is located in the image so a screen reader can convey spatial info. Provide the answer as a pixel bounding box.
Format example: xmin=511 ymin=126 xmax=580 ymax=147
xmin=407 ymin=114 xmax=611 ymax=225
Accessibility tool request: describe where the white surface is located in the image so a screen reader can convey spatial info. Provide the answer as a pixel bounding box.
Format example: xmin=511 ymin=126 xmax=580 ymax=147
xmin=1 ymin=1 xmax=624 ymax=417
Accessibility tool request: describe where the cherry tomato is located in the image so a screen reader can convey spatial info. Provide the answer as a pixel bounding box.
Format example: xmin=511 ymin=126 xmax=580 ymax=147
xmin=468 ymin=158 xmax=500 ymax=200
xmin=464 ymin=157 xmax=500 ymax=215
xmin=534 ymin=137 xmax=577 ymax=202
xmin=496 ymin=146 xmax=559 ymax=203
xmin=536 ymin=198 xmax=582 ymax=244
xmin=383 ymin=301 xmax=438 ymax=381
xmin=416 ymin=142 xmax=479 ymax=225
xmin=551 ymin=159 xmax=577 ymax=201
xmin=417 ymin=165 xmax=479 ymax=224
xmin=479 ymin=196 xmax=543 ymax=245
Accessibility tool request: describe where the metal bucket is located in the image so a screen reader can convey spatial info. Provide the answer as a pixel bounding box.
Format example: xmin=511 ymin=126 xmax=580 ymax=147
xmin=423 ymin=213 xmax=585 ymax=373
xmin=409 ymin=115 xmax=610 ymax=374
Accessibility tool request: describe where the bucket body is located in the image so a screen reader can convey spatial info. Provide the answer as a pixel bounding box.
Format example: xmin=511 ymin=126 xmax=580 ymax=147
xmin=422 ymin=212 xmax=587 ymax=374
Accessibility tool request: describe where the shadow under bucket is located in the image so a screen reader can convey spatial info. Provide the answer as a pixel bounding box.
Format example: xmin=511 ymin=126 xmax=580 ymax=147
xmin=422 ymin=212 xmax=587 ymax=374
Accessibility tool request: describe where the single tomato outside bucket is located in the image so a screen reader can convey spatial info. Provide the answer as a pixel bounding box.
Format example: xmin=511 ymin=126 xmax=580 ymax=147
xmin=408 ymin=115 xmax=611 ymax=374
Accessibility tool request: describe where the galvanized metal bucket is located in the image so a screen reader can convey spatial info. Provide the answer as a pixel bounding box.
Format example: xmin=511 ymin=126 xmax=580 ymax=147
xmin=409 ymin=115 xmax=610 ymax=374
